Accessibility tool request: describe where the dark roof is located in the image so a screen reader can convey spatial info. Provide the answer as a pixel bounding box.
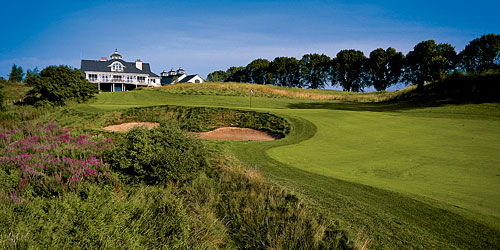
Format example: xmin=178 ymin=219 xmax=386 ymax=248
xmin=80 ymin=59 xmax=159 ymax=77
xmin=160 ymin=75 xmax=179 ymax=85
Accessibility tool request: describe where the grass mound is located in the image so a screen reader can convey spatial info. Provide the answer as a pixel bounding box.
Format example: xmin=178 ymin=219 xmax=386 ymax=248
xmin=155 ymin=82 xmax=399 ymax=102
xmin=392 ymin=71 xmax=500 ymax=103
xmin=105 ymin=105 xmax=291 ymax=136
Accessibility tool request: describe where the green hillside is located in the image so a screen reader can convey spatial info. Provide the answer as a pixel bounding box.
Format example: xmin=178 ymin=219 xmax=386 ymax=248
xmin=76 ymin=82 xmax=500 ymax=249
xmin=2 ymin=81 xmax=500 ymax=249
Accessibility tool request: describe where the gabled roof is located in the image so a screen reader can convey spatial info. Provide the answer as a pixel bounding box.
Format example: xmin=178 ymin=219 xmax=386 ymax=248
xmin=178 ymin=74 xmax=201 ymax=83
xmin=161 ymin=74 xmax=204 ymax=85
xmin=80 ymin=59 xmax=159 ymax=77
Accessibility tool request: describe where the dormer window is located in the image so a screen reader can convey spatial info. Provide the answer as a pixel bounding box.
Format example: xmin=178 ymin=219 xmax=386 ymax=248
xmin=111 ymin=62 xmax=123 ymax=72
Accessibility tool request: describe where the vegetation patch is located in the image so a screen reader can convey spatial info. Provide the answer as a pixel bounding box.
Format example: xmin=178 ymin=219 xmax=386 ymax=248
xmin=0 ymin=119 xmax=354 ymax=249
xmin=183 ymin=155 xmax=357 ymax=249
xmin=23 ymin=65 xmax=98 ymax=107
xmin=0 ymin=121 xmax=113 ymax=201
xmin=156 ymin=82 xmax=399 ymax=102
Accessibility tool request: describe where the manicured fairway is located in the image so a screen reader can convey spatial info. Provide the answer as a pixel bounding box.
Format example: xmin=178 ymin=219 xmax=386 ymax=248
xmin=74 ymin=88 xmax=500 ymax=249
xmin=268 ymin=107 xmax=500 ymax=225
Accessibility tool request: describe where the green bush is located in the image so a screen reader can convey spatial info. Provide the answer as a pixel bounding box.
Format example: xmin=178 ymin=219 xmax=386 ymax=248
xmin=104 ymin=123 xmax=210 ymax=184
xmin=24 ymin=65 xmax=98 ymax=106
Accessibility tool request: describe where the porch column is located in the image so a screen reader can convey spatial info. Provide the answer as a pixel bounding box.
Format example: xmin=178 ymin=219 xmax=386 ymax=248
xmin=112 ymin=83 xmax=115 ymax=92
xmin=122 ymin=83 xmax=124 ymax=91
xmin=98 ymin=82 xmax=100 ymax=91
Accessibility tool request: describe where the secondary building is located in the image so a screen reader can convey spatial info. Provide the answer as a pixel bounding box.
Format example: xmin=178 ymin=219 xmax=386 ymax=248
xmin=80 ymin=50 xmax=161 ymax=92
xmin=161 ymin=68 xmax=205 ymax=85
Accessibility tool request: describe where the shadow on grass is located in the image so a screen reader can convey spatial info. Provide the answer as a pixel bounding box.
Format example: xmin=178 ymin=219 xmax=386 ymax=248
xmin=286 ymin=98 xmax=472 ymax=112
xmin=288 ymin=72 xmax=500 ymax=112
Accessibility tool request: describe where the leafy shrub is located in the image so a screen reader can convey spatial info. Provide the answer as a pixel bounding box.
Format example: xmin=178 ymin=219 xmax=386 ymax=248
xmin=105 ymin=123 xmax=209 ymax=184
xmin=0 ymin=121 xmax=113 ymax=201
xmin=24 ymin=65 xmax=98 ymax=106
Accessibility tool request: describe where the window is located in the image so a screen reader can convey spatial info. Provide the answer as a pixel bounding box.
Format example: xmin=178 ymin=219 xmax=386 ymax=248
xmin=101 ymin=75 xmax=110 ymax=82
xmin=137 ymin=76 xmax=145 ymax=83
xmin=195 ymin=79 xmax=200 ymax=83
xmin=112 ymin=62 xmax=123 ymax=72
xmin=113 ymin=75 xmax=122 ymax=82
xmin=126 ymin=75 xmax=133 ymax=82
xmin=88 ymin=74 xmax=98 ymax=82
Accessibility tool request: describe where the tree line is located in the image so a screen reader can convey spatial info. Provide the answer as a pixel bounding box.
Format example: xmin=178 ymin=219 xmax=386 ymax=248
xmin=207 ymin=33 xmax=500 ymax=91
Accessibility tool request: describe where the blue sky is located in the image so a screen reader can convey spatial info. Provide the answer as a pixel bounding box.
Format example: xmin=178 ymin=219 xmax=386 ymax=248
xmin=1 ymin=0 xmax=499 ymax=87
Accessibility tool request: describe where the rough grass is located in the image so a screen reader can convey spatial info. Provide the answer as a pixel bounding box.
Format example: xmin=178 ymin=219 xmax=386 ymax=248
xmin=155 ymin=82 xmax=408 ymax=102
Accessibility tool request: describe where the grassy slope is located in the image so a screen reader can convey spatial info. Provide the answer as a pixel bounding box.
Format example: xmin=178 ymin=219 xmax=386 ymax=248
xmin=65 ymin=86 xmax=500 ymax=249
xmin=268 ymin=106 xmax=500 ymax=224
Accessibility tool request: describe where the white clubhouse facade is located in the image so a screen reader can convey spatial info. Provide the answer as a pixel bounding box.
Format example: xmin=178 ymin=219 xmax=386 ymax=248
xmin=80 ymin=50 xmax=161 ymax=92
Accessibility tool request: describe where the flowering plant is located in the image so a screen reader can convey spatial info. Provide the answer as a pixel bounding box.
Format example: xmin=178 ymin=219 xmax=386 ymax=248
xmin=0 ymin=121 xmax=113 ymax=202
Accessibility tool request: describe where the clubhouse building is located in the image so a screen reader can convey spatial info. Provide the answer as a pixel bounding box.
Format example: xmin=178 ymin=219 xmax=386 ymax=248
xmin=80 ymin=50 xmax=161 ymax=92
xmin=80 ymin=50 xmax=205 ymax=92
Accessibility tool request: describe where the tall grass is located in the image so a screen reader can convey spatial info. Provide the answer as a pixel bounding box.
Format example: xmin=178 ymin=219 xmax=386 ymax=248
xmin=183 ymin=155 xmax=355 ymax=249
xmin=154 ymin=82 xmax=405 ymax=102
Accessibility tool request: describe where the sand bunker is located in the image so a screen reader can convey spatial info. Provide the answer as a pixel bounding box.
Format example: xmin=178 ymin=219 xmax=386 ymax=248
xmin=102 ymin=123 xmax=278 ymax=141
xmin=194 ymin=127 xmax=278 ymax=141
xmin=102 ymin=122 xmax=160 ymax=132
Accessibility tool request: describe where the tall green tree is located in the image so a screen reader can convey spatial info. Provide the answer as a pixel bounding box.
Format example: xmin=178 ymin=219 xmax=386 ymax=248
xmin=269 ymin=56 xmax=301 ymax=87
xmin=8 ymin=64 xmax=25 ymax=82
xmin=25 ymin=65 xmax=98 ymax=106
xmin=367 ymin=47 xmax=405 ymax=91
xmin=226 ymin=66 xmax=247 ymax=82
xmin=299 ymin=53 xmax=331 ymax=89
xmin=246 ymin=58 xmax=271 ymax=84
xmin=331 ymin=49 xmax=367 ymax=92
xmin=25 ymin=67 xmax=40 ymax=83
xmin=206 ymin=70 xmax=229 ymax=82
xmin=404 ymin=40 xmax=457 ymax=89
xmin=459 ymin=33 xmax=500 ymax=73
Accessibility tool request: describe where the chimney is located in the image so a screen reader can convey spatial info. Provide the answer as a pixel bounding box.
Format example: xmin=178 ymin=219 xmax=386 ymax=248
xmin=100 ymin=57 xmax=107 ymax=61
xmin=136 ymin=59 xmax=143 ymax=70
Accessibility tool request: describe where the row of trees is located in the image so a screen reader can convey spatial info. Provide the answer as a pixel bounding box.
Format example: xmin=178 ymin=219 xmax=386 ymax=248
xmin=207 ymin=33 xmax=500 ymax=91
xmin=6 ymin=64 xmax=40 ymax=83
